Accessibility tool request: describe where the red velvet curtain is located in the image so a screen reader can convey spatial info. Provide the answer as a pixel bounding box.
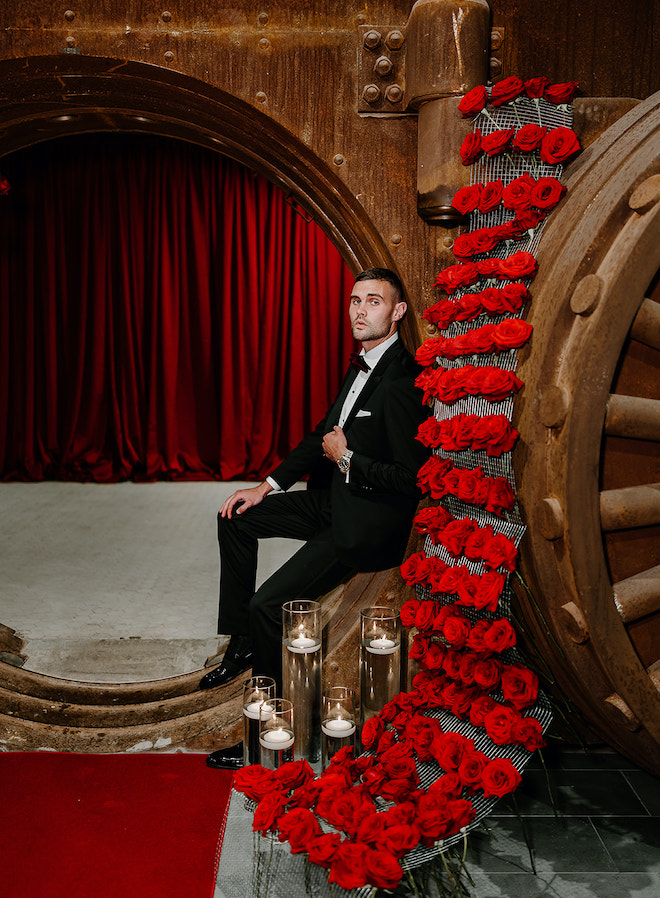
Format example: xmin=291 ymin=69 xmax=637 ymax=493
xmin=0 ymin=134 xmax=355 ymax=481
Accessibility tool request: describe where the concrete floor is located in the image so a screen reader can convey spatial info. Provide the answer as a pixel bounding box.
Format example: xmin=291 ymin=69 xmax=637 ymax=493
xmin=0 ymin=481 xmax=302 ymax=682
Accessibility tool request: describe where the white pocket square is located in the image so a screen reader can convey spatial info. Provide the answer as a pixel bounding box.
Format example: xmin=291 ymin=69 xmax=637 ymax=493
xmin=356 ymin=409 xmax=372 ymax=417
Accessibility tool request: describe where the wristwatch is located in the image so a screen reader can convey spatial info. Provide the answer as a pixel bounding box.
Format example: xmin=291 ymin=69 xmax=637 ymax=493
xmin=337 ymin=450 xmax=353 ymax=473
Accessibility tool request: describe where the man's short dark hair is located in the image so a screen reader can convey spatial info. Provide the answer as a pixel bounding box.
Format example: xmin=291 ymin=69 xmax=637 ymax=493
xmin=355 ymin=268 xmax=404 ymax=305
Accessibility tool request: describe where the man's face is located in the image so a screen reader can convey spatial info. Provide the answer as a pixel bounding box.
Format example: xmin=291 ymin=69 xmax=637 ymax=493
xmin=349 ymin=279 xmax=406 ymax=350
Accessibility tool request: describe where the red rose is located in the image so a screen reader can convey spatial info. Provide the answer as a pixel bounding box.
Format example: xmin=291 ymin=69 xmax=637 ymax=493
xmin=274 ymin=758 xmax=315 ymax=792
xmin=484 ymin=705 xmax=520 ymax=745
xmin=434 ymin=261 xmax=480 ymax=294
xmin=440 ymin=518 xmax=477 ymax=556
xmin=233 ymin=764 xmax=277 ymax=802
xmin=497 ymin=251 xmax=538 ymax=281
xmin=481 ymin=531 xmax=518 ymax=571
xmin=382 ymin=823 xmax=422 ymax=859
xmin=400 ymin=551 xmax=436 ymax=585
xmin=448 ymin=798 xmax=476 ymax=832
xmin=513 ymin=715 xmax=546 ymax=752
xmin=400 ymin=598 xmax=420 ymax=629
xmin=477 ymin=258 xmax=502 ymax=278
xmin=455 ymin=292 xmax=483 ymax=321
xmin=512 ymin=123 xmax=547 ymax=152
xmin=524 ymin=76 xmax=550 ymax=98
xmin=422 ymin=641 xmax=446 ymax=670
xmin=365 ymin=847 xmax=404 ymax=890
xmin=478 ymin=179 xmax=504 ymax=213
xmin=458 ymin=84 xmax=489 ymax=115
xmin=458 ymin=749 xmax=490 ymax=792
xmin=329 ymin=841 xmax=368 ymax=890
xmin=329 ymin=788 xmax=377 ymax=835
xmin=469 ymin=693 xmax=498 ymax=727
xmin=416 ymin=416 xmax=444 ymax=448
xmin=453 ymin=324 xmax=496 ymax=357
xmin=356 ymin=811 xmax=388 ymax=846
xmin=452 ymin=232 xmax=476 ymax=260
xmin=502 ymin=173 xmax=536 ymax=210
xmin=490 ymin=75 xmax=524 ymax=106
xmin=464 ymin=523 xmax=492 ymax=562
xmin=471 ymin=414 xmax=519 ymax=456
xmin=501 ymin=664 xmax=539 ymax=709
xmin=404 ymin=714 xmax=444 ymax=762
xmin=460 ymin=129 xmax=483 ymax=165
xmin=511 ymin=208 xmax=546 ymax=233
xmin=455 ymin=571 xmax=479 ymax=608
xmin=491 ymin=284 xmax=530 ymax=314
xmin=491 ymin=318 xmax=533 ymax=351
xmin=454 ymin=467 xmax=490 ymax=506
xmin=253 ymin=791 xmax=288 ymax=833
xmin=484 ymin=477 xmax=516 ymax=515
xmin=428 ymin=771 xmax=463 ymax=800
xmin=466 ymin=366 xmax=524 ymax=401
xmin=442 ymin=613 xmax=472 ymax=648
xmin=432 ymin=730 xmax=473 ymax=771
xmin=471 ymin=227 xmax=503 ymax=256
xmin=544 ymin=80 xmax=579 ymax=104
xmin=473 ymin=570 xmax=507 ymax=611
xmin=0 ymin=174 xmax=11 ymax=195
xmin=540 ymin=127 xmax=581 ymax=164
xmin=277 ymin=807 xmax=322 ymax=853
xmin=360 ymin=715 xmax=384 ymax=750
xmin=409 ymin=632 xmax=429 ymax=661
xmin=473 ymin=657 xmax=503 ymax=690
xmin=307 ymin=832 xmax=342 ymax=868
xmin=415 ymin=598 xmax=441 ymax=631
xmin=441 ymin=647 xmax=462 ymax=679
xmin=483 ymin=618 xmax=517 ymax=653
xmin=481 ymin=757 xmax=522 ymax=796
xmin=530 ymin=176 xmax=566 ymax=209
xmin=416 ymin=793 xmax=456 ymax=846
xmin=481 ymin=127 xmax=515 ymax=157
xmin=452 ymin=183 xmax=483 ymax=214
xmin=466 ymin=618 xmax=491 ymax=653
xmin=423 ymin=298 xmax=457 ymax=328
xmin=415 ymin=336 xmax=444 ymax=366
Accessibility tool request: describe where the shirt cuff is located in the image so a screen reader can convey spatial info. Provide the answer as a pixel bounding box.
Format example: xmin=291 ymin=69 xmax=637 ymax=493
xmin=266 ymin=475 xmax=282 ymax=492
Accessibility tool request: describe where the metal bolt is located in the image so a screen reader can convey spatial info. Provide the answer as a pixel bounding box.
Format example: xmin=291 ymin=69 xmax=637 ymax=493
xmin=385 ymin=30 xmax=405 ymax=50
xmin=256 ymin=91 xmax=267 ymax=103
xmin=490 ymin=29 xmax=504 ymax=50
xmin=385 ymin=84 xmax=403 ymax=104
xmin=259 ymin=38 xmax=270 ymax=50
xmin=390 ymin=234 xmax=402 ymax=245
xmin=363 ymin=30 xmax=381 ymax=51
xmin=162 ymin=10 xmax=172 ymax=23
xmin=66 ymin=35 xmax=76 ymax=46
xmin=64 ymin=10 xmax=75 ymax=22
xmin=374 ymin=55 xmax=393 ymax=77
xmin=257 ymin=12 xmax=269 ymax=26
xmin=490 ymin=57 xmax=502 ymax=77
xmin=362 ymin=84 xmax=381 ymax=104
xmin=442 ymin=236 xmax=454 ymax=249
xmin=333 ymin=154 xmax=345 ymax=166
xmin=164 ymin=50 xmax=174 ymax=62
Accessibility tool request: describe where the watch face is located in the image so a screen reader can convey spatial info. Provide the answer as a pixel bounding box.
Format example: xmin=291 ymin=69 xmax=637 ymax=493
xmin=338 ymin=456 xmax=350 ymax=472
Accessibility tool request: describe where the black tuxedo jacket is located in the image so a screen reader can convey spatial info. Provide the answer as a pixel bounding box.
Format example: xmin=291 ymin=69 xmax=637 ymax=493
xmin=270 ymin=339 xmax=430 ymax=570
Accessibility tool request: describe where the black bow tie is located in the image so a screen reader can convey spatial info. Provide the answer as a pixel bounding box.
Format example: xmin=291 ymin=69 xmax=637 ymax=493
xmin=349 ymin=352 xmax=370 ymax=373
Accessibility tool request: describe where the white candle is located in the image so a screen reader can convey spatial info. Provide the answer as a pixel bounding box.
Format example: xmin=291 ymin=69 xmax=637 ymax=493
xmin=260 ymin=728 xmax=294 ymax=750
xmin=244 ymin=701 xmax=273 ymax=720
xmin=287 ymin=635 xmax=320 ymax=653
xmin=321 ymin=717 xmax=356 ymax=737
xmin=367 ymin=636 xmax=397 ymax=655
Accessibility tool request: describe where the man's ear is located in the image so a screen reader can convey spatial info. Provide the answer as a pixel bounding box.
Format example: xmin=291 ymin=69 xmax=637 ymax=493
xmin=392 ymin=302 xmax=407 ymax=321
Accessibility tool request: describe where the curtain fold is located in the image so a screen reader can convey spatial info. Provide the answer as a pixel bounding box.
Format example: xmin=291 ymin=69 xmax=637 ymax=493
xmin=0 ymin=134 xmax=355 ymax=482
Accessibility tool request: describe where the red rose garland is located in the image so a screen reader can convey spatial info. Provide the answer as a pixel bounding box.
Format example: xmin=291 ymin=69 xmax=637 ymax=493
xmin=232 ymin=78 xmax=579 ymax=894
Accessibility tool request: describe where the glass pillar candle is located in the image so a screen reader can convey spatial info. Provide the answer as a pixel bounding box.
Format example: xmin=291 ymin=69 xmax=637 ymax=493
xmin=259 ymin=698 xmax=295 ymax=770
xmin=359 ymin=606 xmax=401 ymax=725
xmin=282 ymin=599 xmax=322 ymax=764
xmin=321 ymin=686 xmax=356 ymax=769
xmin=243 ymin=676 xmax=276 ymax=767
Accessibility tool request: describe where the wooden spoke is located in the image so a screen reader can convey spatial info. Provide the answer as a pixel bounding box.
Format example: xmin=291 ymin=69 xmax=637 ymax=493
xmin=600 ymin=483 xmax=660 ymax=531
xmin=605 ymin=395 xmax=660 ymax=441
xmin=614 ymin=564 xmax=660 ymax=623
xmin=630 ymin=297 xmax=660 ymax=351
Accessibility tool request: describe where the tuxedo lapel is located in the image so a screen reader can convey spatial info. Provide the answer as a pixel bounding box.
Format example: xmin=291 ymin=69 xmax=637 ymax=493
xmin=325 ymin=367 xmax=358 ymax=427
xmin=341 ymin=341 xmax=403 ymax=430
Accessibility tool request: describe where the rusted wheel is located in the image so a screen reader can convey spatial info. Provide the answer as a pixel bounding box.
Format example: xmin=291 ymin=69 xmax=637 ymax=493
xmin=515 ymin=91 xmax=660 ymax=774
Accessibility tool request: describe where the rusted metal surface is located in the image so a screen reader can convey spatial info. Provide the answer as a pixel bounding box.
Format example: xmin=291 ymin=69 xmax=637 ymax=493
xmin=515 ymin=90 xmax=660 ymax=774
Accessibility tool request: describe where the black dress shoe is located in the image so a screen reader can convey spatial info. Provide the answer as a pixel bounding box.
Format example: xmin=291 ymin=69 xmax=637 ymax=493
xmin=199 ymin=637 xmax=253 ymax=690
xmin=206 ymin=743 xmax=244 ymax=770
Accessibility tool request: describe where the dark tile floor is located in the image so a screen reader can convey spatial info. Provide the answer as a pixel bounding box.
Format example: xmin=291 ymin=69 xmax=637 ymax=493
xmin=215 ymin=744 xmax=660 ymax=898
xmin=463 ymin=744 xmax=660 ymax=898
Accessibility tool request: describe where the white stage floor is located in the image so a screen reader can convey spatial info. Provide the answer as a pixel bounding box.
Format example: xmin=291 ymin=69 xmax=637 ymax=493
xmin=0 ymin=481 xmax=302 ymax=682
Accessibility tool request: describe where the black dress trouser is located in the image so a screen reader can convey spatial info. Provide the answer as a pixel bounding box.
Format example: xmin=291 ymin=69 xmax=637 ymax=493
xmin=216 ymin=489 xmax=354 ymax=691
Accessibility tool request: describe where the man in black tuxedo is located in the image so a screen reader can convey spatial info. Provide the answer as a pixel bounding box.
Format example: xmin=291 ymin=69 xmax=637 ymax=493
xmin=202 ymin=268 xmax=429 ymax=768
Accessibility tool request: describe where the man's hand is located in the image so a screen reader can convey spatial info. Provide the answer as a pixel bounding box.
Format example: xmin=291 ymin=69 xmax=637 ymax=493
xmin=322 ymin=425 xmax=348 ymax=463
xmin=220 ymin=481 xmax=273 ymax=518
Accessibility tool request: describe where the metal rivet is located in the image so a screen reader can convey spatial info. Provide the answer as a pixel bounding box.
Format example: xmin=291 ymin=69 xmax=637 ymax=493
xmin=162 ymin=10 xmax=172 ymax=23
xmin=64 ymin=10 xmax=75 ymax=22
xmin=442 ymin=236 xmax=454 ymax=249
xmin=363 ymin=30 xmax=382 ymax=50
xmin=259 ymin=38 xmax=270 ymax=50
xmin=362 ymin=84 xmax=381 ymax=104
xmin=629 ymin=174 xmax=660 ymax=215
xmin=164 ymin=50 xmax=174 ymax=62
xmin=256 ymin=91 xmax=267 ymax=103
xmin=385 ymin=84 xmax=403 ymax=103
xmin=490 ymin=29 xmax=504 ymax=50
xmin=66 ymin=35 xmax=76 ymax=47
xmin=333 ymin=154 xmax=345 ymax=166
xmin=490 ymin=57 xmax=502 ymax=77
xmin=385 ymin=30 xmax=405 ymax=50
xmin=257 ymin=12 xmax=269 ymax=26
xmin=374 ymin=55 xmax=393 ymax=77
xmin=391 ymin=234 xmax=402 ymax=245
xmin=570 ymin=274 xmax=603 ymax=316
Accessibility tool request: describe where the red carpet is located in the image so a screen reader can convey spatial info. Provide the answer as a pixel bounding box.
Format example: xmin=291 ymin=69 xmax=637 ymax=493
xmin=0 ymin=752 xmax=233 ymax=898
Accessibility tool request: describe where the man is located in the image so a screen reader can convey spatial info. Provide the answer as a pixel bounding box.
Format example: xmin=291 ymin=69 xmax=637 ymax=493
xmin=202 ymin=267 xmax=429 ymax=769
